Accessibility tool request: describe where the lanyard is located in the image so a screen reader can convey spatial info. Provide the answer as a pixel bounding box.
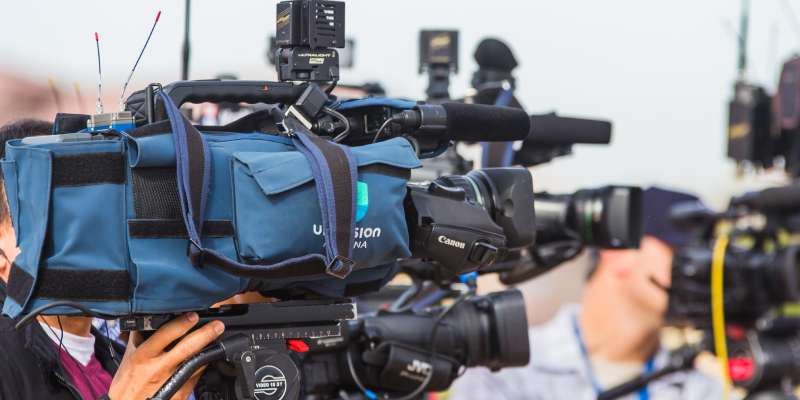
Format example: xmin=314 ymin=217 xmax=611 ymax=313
xmin=480 ymin=88 xmax=516 ymax=167
xmin=571 ymin=315 xmax=654 ymax=400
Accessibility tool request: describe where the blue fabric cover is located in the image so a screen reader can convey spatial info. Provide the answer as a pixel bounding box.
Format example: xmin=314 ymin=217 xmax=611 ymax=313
xmin=1 ymin=129 xmax=420 ymax=317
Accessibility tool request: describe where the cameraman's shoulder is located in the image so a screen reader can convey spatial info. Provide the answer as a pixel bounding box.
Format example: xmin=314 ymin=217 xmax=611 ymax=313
xmin=649 ymin=359 xmax=724 ymax=400
xmin=0 ymin=315 xmax=22 ymax=346
xmin=0 ymin=315 xmax=29 ymax=378
xmin=677 ymin=368 xmax=724 ymax=399
xmin=527 ymin=304 xmax=583 ymax=366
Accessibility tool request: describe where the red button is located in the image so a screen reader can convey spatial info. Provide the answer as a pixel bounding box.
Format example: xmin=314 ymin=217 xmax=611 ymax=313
xmin=728 ymin=357 xmax=755 ymax=382
xmin=726 ymin=325 xmax=747 ymax=341
xmin=287 ymin=339 xmax=309 ymax=353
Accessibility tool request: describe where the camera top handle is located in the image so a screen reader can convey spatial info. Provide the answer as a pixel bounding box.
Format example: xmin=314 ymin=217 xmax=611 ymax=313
xmin=164 ymin=80 xmax=309 ymax=107
xmin=139 ymin=80 xmax=311 ymax=123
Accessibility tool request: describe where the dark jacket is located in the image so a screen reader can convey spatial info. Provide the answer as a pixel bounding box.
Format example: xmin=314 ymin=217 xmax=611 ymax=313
xmin=0 ymin=313 xmax=124 ymax=400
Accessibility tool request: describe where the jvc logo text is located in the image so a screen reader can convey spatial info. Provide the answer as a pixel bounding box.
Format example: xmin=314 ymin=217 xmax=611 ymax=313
xmin=406 ymin=359 xmax=432 ymax=375
xmin=400 ymin=359 xmax=433 ymax=382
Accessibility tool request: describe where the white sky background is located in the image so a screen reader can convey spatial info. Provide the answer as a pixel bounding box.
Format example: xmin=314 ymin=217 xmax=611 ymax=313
xmin=1 ymin=0 xmax=799 ymax=207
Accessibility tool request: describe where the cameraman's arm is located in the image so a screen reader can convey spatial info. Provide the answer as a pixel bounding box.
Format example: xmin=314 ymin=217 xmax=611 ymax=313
xmin=105 ymin=312 xmax=225 ymax=400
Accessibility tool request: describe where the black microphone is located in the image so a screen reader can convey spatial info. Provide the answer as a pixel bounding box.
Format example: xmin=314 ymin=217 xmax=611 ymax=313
xmin=731 ymin=184 xmax=800 ymax=212
xmin=474 ymin=38 xmax=518 ymax=72
xmin=526 ymin=113 xmax=612 ymax=145
xmin=395 ymin=103 xmax=530 ymax=142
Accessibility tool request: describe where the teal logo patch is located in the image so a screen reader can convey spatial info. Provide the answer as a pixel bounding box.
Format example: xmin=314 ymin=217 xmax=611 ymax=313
xmin=356 ymin=181 xmax=368 ymax=222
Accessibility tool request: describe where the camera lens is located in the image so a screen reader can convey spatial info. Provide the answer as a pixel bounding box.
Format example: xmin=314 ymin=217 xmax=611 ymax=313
xmin=435 ymin=168 xmax=536 ymax=249
xmin=572 ymin=186 xmax=642 ymax=248
xmin=772 ymin=245 xmax=800 ymax=302
xmin=448 ymin=289 xmax=530 ymax=370
xmin=535 ymin=185 xmax=641 ymax=249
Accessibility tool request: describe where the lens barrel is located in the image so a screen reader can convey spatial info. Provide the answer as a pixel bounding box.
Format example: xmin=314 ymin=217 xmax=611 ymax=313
xmin=360 ymin=289 xmax=530 ymax=370
xmin=535 ymin=186 xmax=642 ymax=249
xmin=435 ymin=168 xmax=536 ymax=249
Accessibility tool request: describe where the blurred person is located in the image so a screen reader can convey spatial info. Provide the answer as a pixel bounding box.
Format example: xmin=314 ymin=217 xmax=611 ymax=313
xmin=450 ymin=187 xmax=722 ymax=400
xmin=0 ymin=119 xmax=227 ymax=400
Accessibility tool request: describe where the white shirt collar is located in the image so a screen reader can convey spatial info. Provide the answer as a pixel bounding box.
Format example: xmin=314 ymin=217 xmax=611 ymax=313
xmin=38 ymin=321 xmax=96 ymax=367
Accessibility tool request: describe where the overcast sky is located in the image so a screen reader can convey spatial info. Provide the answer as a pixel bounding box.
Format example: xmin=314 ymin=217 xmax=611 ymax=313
xmin=1 ymin=0 xmax=798 ymax=207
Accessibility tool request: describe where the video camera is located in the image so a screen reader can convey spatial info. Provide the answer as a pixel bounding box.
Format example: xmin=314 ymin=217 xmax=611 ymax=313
xmin=16 ymin=3 xmax=644 ymax=400
xmin=84 ymin=3 xmax=541 ymax=399
xmin=667 ymin=184 xmax=800 ymax=328
xmin=663 ymin=184 xmax=800 ymax=398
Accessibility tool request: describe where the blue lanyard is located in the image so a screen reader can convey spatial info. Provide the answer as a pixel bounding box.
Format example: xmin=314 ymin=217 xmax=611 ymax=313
xmin=480 ymin=88 xmax=516 ymax=167
xmin=571 ymin=315 xmax=654 ymax=400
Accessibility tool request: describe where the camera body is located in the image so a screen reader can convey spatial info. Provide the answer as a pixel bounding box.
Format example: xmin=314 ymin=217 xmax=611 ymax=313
xmin=665 ymin=185 xmax=800 ymax=395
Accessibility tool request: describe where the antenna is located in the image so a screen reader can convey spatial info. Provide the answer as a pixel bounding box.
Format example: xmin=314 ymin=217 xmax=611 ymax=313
xmin=95 ymin=32 xmax=103 ymax=114
xmin=119 ymin=10 xmax=162 ymax=110
xmin=74 ymin=82 xmax=86 ymax=113
xmin=47 ymin=78 xmax=62 ymax=112
xmin=182 ymin=0 xmax=191 ymax=80
xmin=736 ymin=0 xmax=750 ymax=80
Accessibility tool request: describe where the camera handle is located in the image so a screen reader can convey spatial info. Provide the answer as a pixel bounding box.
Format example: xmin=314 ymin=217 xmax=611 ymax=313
xmin=149 ymin=334 xmax=250 ymax=400
xmin=597 ymin=346 xmax=700 ymax=400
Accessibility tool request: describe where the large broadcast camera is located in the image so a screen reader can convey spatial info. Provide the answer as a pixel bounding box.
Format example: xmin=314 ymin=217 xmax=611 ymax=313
xmin=663 ymin=184 xmax=800 ymax=399
xmin=9 ymin=2 xmax=643 ymax=400
xmin=106 ymin=2 xmax=537 ymax=400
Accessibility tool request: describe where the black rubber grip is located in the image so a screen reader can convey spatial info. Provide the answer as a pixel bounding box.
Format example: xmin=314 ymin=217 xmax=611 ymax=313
xmin=162 ymin=80 xmax=308 ymax=108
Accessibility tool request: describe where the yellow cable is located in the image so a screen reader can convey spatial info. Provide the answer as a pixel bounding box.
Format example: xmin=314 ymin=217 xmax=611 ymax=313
xmin=711 ymin=235 xmax=731 ymax=398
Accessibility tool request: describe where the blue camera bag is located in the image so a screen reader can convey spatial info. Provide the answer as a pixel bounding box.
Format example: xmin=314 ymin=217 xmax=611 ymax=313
xmin=1 ymin=93 xmax=420 ymax=318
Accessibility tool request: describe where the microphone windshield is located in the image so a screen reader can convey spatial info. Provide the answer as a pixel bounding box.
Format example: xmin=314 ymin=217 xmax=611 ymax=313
xmin=474 ymin=38 xmax=518 ymax=72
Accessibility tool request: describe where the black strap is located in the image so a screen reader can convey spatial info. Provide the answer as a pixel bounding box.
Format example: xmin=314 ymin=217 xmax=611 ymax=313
xmin=6 ymin=264 xmax=130 ymax=303
xmin=52 ymin=153 xmax=126 ymax=187
xmin=158 ymin=90 xmax=359 ymax=280
xmin=6 ymin=263 xmax=33 ymax=305
xmin=128 ymin=219 xmax=234 ymax=239
xmin=34 ymin=269 xmax=130 ymax=301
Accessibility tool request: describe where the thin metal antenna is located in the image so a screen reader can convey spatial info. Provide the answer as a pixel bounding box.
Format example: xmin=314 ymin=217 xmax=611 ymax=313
xmin=74 ymin=82 xmax=86 ymax=113
xmin=47 ymin=78 xmax=62 ymax=112
xmin=182 ymin=0 xmax=191 ymax=80
xmin=736 ymin=0 xmax=750 ymax=80
xmin=95 ymin=32 xmax=103 ymax=114
xmin=119 ymin=10 xmax=162 ymax=110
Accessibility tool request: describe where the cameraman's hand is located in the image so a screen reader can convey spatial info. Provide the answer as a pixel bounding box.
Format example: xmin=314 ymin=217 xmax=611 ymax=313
xmin=107 ymin=312 xmax=225 ymax=400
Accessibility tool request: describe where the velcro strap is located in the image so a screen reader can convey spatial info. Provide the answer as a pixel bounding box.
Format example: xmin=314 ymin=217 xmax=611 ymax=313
xmin=128 ymin=219 xmax=234 ymax=238
xmin=34 ymin=269 xmax=130 ymax=301
xmin=7 ymin=264 xmax=130 ymax=303
xmin=6 ymin=263 xmax=34 ymax=305
xmin=52 ymin=152 xmax=126 ymax=187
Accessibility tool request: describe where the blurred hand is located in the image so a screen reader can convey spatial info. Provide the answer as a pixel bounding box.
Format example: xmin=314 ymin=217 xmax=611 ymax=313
xmin=107 ymin=312 xmax=225 ymax=400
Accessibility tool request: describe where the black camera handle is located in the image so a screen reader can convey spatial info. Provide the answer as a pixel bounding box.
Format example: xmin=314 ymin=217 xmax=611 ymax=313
xmin=149 ymin=337 xmax=239 ymax=400
xmin=597 ymin=346 xmax=699 ymax=400
xmin=140 ymin=80 xmax=312 ymax=123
